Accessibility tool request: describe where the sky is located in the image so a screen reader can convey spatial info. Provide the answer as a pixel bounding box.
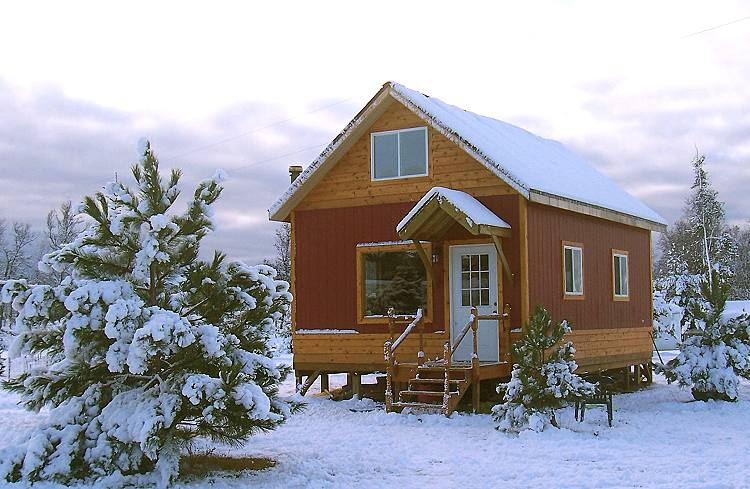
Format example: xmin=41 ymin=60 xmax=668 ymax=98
xmin=0 ymin=1 xmax=748 ymax=264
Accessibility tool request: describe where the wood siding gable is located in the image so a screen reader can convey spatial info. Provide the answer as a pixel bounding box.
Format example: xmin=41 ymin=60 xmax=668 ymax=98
xmin=297 ymin=101 xmax=517 ymax=211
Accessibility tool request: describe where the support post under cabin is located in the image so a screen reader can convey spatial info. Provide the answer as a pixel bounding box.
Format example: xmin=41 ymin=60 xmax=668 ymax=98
xmin=349 ymin=372 xmax=362 ymax=398
xmin=320 ymin=373 xmax=329 ymax=392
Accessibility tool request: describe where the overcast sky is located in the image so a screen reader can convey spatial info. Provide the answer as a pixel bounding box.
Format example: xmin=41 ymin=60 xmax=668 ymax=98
xmin=1 ymin=1 xmax=748 ymax=264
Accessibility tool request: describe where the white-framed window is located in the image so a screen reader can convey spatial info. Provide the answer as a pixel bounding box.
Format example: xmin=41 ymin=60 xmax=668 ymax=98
xmin=371 ymin=127 xmax=428 ymax=180
xmin=563 ymin=242 xmax=584 ymax=297
xmin=613 ymin=250 xmax=629 ymax=300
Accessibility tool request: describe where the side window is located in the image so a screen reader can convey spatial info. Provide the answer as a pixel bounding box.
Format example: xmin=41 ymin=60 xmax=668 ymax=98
xmin=563 ymin=242 xmax=584 ymax=298
xmin=613 ymin=250 xmax=629 ymax=300
xmin=371 ymin=127 xmax=428 ymax=180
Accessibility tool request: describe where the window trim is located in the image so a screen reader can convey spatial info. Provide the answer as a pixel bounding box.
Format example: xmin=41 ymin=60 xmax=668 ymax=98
xmin=562 ymin=241 xmax=585 ymax=300
xmin=370 ymin=126 xmax=429 ymax=181
xmin=612 ymin=249 xmax=630 ymax=301
xmin=356 ymin=242 xmax=433 ymax=325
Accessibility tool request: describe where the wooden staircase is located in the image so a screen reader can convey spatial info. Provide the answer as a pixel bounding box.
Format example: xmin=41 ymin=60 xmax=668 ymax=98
xmin=384 ymin=305 xmax=511 ymax=416
xmin=390 ymin=363 xmax=473 ymax=414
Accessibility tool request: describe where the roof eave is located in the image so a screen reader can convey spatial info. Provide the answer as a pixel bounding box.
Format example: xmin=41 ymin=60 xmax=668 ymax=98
xmin=268 ymin=83 xmax=395 ymax=222
xmin=528 ymin=189 xmax=667 ymax=232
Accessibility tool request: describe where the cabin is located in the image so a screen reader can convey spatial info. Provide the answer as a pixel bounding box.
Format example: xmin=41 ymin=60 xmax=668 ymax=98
xmin=269 ymin=81 xmax=667 ymax=414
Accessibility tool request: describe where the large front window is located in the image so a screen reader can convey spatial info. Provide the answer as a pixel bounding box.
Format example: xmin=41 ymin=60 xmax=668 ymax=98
xmin=371 ymin=127 xmax=428 ymax=180
xmin=357 ymin=243 xmax=430 ymax=320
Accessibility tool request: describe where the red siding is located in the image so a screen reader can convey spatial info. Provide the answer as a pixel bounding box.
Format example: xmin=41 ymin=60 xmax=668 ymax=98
xmin=294 ymin=195 xmax=522 ymax=333
xmin=527 ymin=202 xmax=652 ymax=330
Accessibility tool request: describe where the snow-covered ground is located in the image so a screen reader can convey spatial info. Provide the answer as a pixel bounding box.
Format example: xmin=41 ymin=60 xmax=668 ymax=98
xmin=1 ymin=353 xmax=749 ymax=489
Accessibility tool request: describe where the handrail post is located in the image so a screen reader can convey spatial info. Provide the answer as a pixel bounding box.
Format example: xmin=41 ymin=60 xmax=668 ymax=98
xmin=443 ymin=340 xmax=452 ymax=417
xmin=387 ymin=307 xmax=395 ymax=343
xmin=384 ymin=340 xmax=394 ymax=413
xmin=417 ymin=313 xmax=425 ymax=366
xmin=502 ymin=304 xmax=512 ymax=362
xmin=470 ymin=306 xmax=480 ymax=413
xmin=385 ymin=307 xmax=396 ymax=412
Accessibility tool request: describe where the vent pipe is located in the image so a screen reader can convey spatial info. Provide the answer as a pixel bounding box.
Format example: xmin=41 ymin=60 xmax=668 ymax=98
xmin=289 ymin=165 xmax=303 ymax=183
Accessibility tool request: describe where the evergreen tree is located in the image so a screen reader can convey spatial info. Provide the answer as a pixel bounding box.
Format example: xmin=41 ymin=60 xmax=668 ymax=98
xmin=731 ymin=225 xmax=750 ymax=299
xmin=655 ymin=153 xmax=738 ymax=334
xmin=0 ymin=142 xmax=296 ymax=487
xmin=656 ymin=154 xmax=736 ymax=287
xmin=493 ymin=306 xmax=595 ymax=432
xmin=658 ymin=269 xmax=750 ymax=401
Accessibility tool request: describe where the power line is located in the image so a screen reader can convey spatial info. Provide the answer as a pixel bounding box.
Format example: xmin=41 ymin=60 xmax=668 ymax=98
xmin=162 ymin=97 xmax=353 ymax=162
xmin=228 ymin=142 xmax=328 ymax=174
xmin=681 ymin=14 xmax=750 ymax=38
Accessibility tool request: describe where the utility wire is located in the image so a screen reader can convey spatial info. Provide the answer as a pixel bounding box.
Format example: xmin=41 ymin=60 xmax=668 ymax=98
xmin=162 ymin=97 xmax=353 ymax=162
xmin=681 ymin=14 xmax=750 ymax=38
xmin=170 ymin=14 xmax=750 ymax=175
xmin=229 ymin=142 xmax=328 ymax=173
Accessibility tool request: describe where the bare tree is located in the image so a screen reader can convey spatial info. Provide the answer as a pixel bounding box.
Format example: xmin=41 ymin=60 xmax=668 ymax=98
xmin=272 ymin=223 xmax=291 ymax=283
xmin=263 ymin=223 xmax=292 ymax=349
xmin=1 ymin=222 xmax=37 ymax=280
xmin=0 ymin=220 xmax=37 ymax=337
xmin=41 ymin=201 xmax=84 ymax=283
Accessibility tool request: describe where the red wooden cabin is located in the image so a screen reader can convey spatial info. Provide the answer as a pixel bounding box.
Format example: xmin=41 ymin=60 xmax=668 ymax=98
xmin=269 ymin=82 xmax=666 ymax=413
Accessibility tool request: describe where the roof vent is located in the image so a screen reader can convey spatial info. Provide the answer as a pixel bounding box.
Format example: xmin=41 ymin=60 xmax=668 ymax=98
xmin=289 ymin=165 xmax=303 ymax=183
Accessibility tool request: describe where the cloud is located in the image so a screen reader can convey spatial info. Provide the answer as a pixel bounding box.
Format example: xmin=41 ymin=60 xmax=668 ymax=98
xmin=0 ymin=80 xmax=357 ymax=264
xmin=539 ymin=71 xmax=750 ymax=227
xmin=2 ymin=58 xmax=749 ymax=273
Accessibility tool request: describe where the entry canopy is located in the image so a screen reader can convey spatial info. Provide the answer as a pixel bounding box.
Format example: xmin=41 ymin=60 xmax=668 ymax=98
xmin=397 ymin=187 xmax=514 ymax=283
xmin=397 ymin=187 xmax=511 ymax=240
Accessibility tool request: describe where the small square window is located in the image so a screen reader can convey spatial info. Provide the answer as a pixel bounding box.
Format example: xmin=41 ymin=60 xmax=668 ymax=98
xmin=371 ymin=127 xmax=428 ymax=180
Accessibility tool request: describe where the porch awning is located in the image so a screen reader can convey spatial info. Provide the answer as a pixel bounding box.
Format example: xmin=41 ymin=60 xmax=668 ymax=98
xmin=396 ymin=187 xmax=514 ymax=283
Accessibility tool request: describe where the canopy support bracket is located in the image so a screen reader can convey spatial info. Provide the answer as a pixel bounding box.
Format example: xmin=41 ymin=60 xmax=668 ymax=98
xmin=492 ymin=235 xmax=514 ymax=285
xmin=412 ymin=240 xmax=434 ymax=283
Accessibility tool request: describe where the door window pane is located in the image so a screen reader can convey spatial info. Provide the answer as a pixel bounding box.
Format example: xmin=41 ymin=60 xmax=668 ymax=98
xmin=460 ymin=253 xmax=491 ymax=306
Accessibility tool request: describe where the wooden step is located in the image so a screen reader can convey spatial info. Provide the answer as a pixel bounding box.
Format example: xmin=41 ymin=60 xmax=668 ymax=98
xmin=409 ymin=378 xmax=464 ymax=385
xmin=400 ymin=390 xmax=458 ymax=398
xmin=417 ymin=368 xmax=470 ymax=380
xmin=391 ymin=401 xmax=446 ymax=413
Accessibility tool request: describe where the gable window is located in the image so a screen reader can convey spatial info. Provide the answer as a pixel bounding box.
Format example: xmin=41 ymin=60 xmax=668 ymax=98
xmin=356 ymin=242 xmax=431 ymax=322
xmin=371 ymin=127 xmax=428 ymax=180
xmin=613 ymin=250 xmax=629 ymax=300
xmin=562 ymin=242 xmax=584 ymax=298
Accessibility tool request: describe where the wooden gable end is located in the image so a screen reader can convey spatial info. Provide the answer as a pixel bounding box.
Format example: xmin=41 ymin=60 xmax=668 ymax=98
xmin=296 ymin=99 xmax=517 ymax=212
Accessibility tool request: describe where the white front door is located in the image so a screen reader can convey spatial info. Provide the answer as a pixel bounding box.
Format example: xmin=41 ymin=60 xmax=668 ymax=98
xmin=449 ymin=244 xmax=499 ymax=362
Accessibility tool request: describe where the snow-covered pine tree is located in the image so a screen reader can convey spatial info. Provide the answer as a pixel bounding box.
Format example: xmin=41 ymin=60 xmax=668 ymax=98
xmin=655 ymin=153 xmax=740 ymax=344
xmin=731 ymin=225 xmax=750 ymax=299
xmin=492 ymin=306 xmax=595 ymax=432
xmin=0 ymin=142 xmax=296 ymax=487
xmin=659 ymin=269 xmax=750 ymax=401
xmin=656 ymin=154 xmax=736 ymax=300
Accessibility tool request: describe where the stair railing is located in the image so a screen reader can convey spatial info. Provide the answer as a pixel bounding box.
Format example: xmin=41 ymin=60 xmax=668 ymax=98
xmin=441 ymin=305 xmax=513 ymax=415
xmin=443 ymin=306 xmax=479 ymax=415
xmin=384 ymin=308 xmax=424 ymax=413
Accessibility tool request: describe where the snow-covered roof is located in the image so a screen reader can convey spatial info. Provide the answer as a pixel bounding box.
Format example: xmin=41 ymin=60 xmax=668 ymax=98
xmin=397 ymin=187 xmax=510 ymax=235
xmin=269 ymin=82 xmax=667 ymax=229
